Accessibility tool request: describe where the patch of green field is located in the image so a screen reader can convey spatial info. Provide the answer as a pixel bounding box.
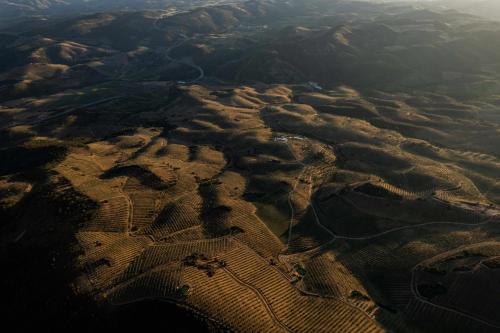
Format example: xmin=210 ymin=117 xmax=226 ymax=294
xmin=254 ymin=201 xmax=290 ymax=237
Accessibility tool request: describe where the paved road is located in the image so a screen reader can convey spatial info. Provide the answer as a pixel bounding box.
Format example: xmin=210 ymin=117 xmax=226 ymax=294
xmin=4 ymin=95 xmax=124 ymax=129
xmin=163 ymin=38 xmax=205 ymax=83
xmin=151 ymin=0 xmax=249 ymax=83
xmin=152 ymin=9 xmax=208 ymax=84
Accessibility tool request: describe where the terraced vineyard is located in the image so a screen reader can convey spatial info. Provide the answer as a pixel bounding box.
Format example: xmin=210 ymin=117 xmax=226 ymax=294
xmin=220 ymin=243 xmax=384 ymax=332
xmin=109 ymin=266 xmax=183 ymax=304
xmin=182 ymin=266 xmax=286 ymax=332
xmin=146 ymin=195 xmax=204 ymax=239
xmin=43 ymin=82 xmax=497 ymax=332
xmin=84 ymin=196 xmax=130 ymax=232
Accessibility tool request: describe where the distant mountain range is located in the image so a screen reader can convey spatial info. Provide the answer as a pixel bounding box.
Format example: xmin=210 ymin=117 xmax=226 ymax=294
xmin=2 ymin=0 xmax=500 ymax=100
xmin=440 ymin=0 xmax=500 ymax=20
xmin=0 ymin=0 xmax=176 ymax=21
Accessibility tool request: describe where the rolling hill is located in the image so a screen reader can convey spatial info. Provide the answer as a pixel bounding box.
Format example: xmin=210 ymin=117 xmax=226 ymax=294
xmin=1 ymin=0 xmax=499 ymax=332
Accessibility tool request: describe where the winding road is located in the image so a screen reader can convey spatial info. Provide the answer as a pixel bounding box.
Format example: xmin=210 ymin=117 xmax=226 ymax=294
xmin=5 ymin=95 xmax=124 ymax=129
xmin=275 ymin=134 xmax=500 ymax=329
xmin=410 ymin=260 xmax=500 ymax=330
xmin=153 ymin=11 xmax=205 ymax=84
xmin=222 ymin=266 xmax=292 ymax=332
xmin=163 ymin=38 xmax=205 ymax=83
